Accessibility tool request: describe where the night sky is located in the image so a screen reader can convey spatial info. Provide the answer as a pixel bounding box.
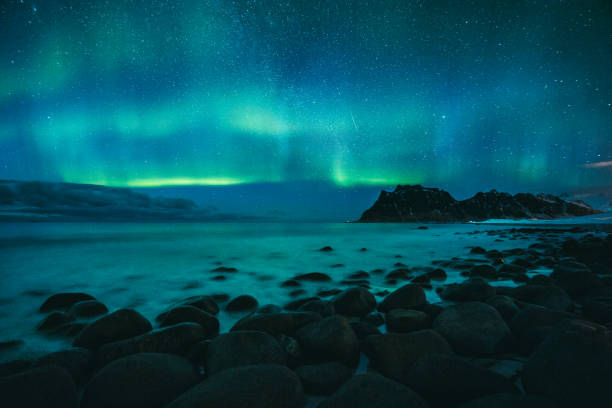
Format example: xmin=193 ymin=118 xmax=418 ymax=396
xmin=1 ymin=0 xmax=611 ymax=198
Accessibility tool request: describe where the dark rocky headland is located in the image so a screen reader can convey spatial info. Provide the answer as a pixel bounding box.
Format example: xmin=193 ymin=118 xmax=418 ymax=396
xmin=359 ymin=184 xmax=601 ymax=222
xmin=1 ymin=227 xmax=612 ymax=407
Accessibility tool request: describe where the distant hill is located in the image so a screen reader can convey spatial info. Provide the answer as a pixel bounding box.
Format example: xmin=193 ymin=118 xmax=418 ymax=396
xmin=359 ymin=185 xmax=601 ymax=222
xmin=0 ymin=180 xmax=258 ymax=222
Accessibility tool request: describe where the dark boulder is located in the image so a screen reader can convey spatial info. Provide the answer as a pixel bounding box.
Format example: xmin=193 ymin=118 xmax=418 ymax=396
xmin=332 ymin=288 xmax=376 ymax=316
xmin=96 ymin=323 xmax=205 ymax=367
xmin=350 ymin=321 xmax=381 ymax=339
xmin=404 ymin=353 xmax=518 ymax=406
xmin=433 ymin=302 xmax=511 ymax=355
xmin=522 ymin=320 xmax=612 ymax=407
xmin=486 ymin=295 xmax=519 ymax=321
xmin=0 ymin=365 xmax=78 ymax=408
xmin=551 ymin=263 xmax=602 ymax=298
xmin=298 ymin=299 xmax=335 ymax=317
xmin=378 ymin=284 xmax=426 ymax=312
xmin=439 ymin=278 xmax=496 ymax=302
xmin=36 ymin=311 xmax=75 ymax=331
xmin=225 ymin=295 xmax=258 ymax=312
xmin=293 ymin=272 xmax=332 ymax=282
xmin=582 ymin=296 xmax=612 ymax=324
xmin=458 ymin=393 xmax=559 ymax=408
xmin=386 ymin=309 xmax=431 ymax=333
xmin=68 ymin=300 xmax=108 ymax=318
xmin=231 ymin=312 xmax=320 ymax=337
xmin=295 ymin=362 xmax=353 ymax=395
xmin=73 ymin=309 xmax=153 ymax=349
xmin=295 ymin=315 xmax=359 ymax=365
xmin=35 ymin=348 xmax=92 ymax=387
xmin=166 ymin=364 xmax=303 ymax=408
xmin=205 ymin=330 xmax=285 ymax=375
xmin=317 ymin=373 xmax=428 ymax=408
xmin=510 ymin=284 xmax=572 ymax=311
xmin=81 ymin=353 xmax=198 ymax=408
xmin=363 ymin=330 xmax=453 ymax=382
xmin=159 ymin=305 xmax=219 ymax=337
xmin=40 ymin=292 xmax=95 ymax=312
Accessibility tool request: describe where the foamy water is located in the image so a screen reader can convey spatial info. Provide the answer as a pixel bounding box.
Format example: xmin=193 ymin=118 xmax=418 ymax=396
xmin=0 ymin=222 xmax=583 ymax=361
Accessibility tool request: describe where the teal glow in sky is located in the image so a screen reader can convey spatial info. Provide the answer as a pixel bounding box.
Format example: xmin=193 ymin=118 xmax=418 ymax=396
xmin=1 ymin=0 xmax=611 ymax=192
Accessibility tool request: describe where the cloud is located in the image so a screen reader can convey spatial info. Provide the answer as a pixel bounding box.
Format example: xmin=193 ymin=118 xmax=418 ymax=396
xmin=583 ymin=161 xmax=612 ymax=168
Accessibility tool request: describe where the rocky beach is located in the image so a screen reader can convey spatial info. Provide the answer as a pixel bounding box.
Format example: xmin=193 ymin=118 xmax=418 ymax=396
xmin=1 ymin=222 xmax=612 ymax=407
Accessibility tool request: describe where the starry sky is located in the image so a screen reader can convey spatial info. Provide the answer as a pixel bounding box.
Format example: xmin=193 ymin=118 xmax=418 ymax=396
xmin=1 ymin=0 xmax=611 ymax=198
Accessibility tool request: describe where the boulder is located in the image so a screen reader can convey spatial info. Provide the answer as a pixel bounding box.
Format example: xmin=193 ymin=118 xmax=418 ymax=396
xmin=68 ymin=300 xmax=108 ymax=318
xmin=551 ymin=263 xmax=602 ymax=297
xmin=36 ymin=311 xmax=75 ymax=331
xmin=468 ymin=264 xmax=497 ymax=279
xmin=0 ymin=365 xmax=78 ymax=408
xmin=459 ymin=393 xmax=559 ymax=408
xmin=73 ymin=309 xmax=153 ymax=349
xmin=40 ymin=292 xmax=95 ymax=312
xmin=295 ymin=315 xmax=359 ymax=365
xmin=386 ymin=309 xmax=431 ymax=333
xmin=486 ymin=295 xmax=519 ymax=321
xmin=231 ymin=312 xmax=320 ymax=337
xmin=298 ymin=299 xmax=335 ymax=317
xmin=317 ymin=373 xmax=428 ymax=408
xmin=158 ymin=306 xmax=219 ymax=338
xmin=350 ymin=321 xmax=381 ymax=339
xmin=205 ymin=330 xmax=285 ymax=375
xmin=225 ymin=295 xmax=258 ymax=312
xmin=96 ymin=323 xmax=205 ymax=367
xmin=156 ymin=296 xmax=219 ymax=320
xmin=378 ymin=284 xmax=426 ymax=312
xmin=510 ymin=284 xmax=572 ymax=311
xmin=332 ymin=288 xmax=376 ymax=316
xmin=363 ymin=330 xmax=453 ymax=382
xmin=439 ymin=278 xmax=496 ymax=302
xmin=293 ymin=272 xmax=332 ymax=282
xmin=522 ymin=320 xmax=612 ymax=407
xmin=582 ymin=296 xmax=612 ymax=324
xmin=35 ymin=348 xmax=92 ymax=386
xmin=81 ymin=353 xmax=198 ymax=408
xmin=404 ymin=353 xmax=518 ymax=406
xmin=166 ymin=364 xmax=303 ymax=408
xmin=295 ymin=362 xmax=353 ymax=395
xmin=433 ymin=302 xmax=511 ymax=355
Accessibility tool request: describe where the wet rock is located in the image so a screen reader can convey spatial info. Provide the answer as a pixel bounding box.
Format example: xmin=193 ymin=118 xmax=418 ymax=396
xmin=427 ymin=268 xmax=447 ymax=281
xmin=298 ymin=299 xmax=335 ymax=317
xmin=289 ymin=289 xmax=307 ymax=297
xmin=386 ymin=268 xmax=412 ymax=280
xmin=73 ymin=309 xmax=153 ymax=349
xmin=211 ymin=266 xmax=238 ymax=273
xmin=281 ymin=279 xmax=301 ymax=288
xmin=225 ymin=295 xmax=258 ymax=312
xmin=231 ymin=312 xmax=321 ymax=337
xmin=459 ymin=393 xmax=559 ymax=408
xmin=386 ymin=309 xmax=431 ymax=333
xmin=470 ymin=246 xmax=487 ymax=254
xmin=159 ymin=306 xmax=219 ymax=337
xmin=0 ymin=365 xmax=78 ymax=408
xmin=96 ymin=323 xmax=206 ymax=367
xmin=332 ymin=287 xmax=376 ymax=316
xmin=468 ymin=264 xmax=497 ymax=279
xmin=296 ymin=362 xmax=353 ymax=395
xmin=486 ymin=295 xmax=519 ymax=321
xmin=0 ymin=359 xmax=32 ymax=378
xmin=433 ymin=302 xmax=511 ymax=355
xmin=35 ymin=348 xmax=92 ymax=386
xmin=68 ymin=300 xmax=108 ymax=318
xmin=319 ymin=246 xmax=334 ymax=252
xmin=363 ymin=330 xmax=453 ymax=382
xmin=510 ymin=305 xmax=574 ymax=339
xmin=293 ymin=272 xmax=332 ymax=282
xmin=285 ymin=296 xmax=319 ymax=310
xmin=156 ymin=296 xmax=219 ymax=320
xmin=551 ymin=263 xmax=602 ymax=298
xmin=499 ymin=263 xmax=527 ymax=275
xmin=378 ymin=284 xmax=426 ymax=313
xmin=509 ymin=284 xmax=572 ymax=311
xmin=439 ymin=278 xmax=496 ymax=302
xmin=404 ymin=353 xmax=518 ymax=406
xmin=350 ymin=321 xmax=381 ymax=339
xmin=361 ymin=312 xmax=384 ymax=327
xmin=258 ymin=304 xmax=283 ymax=314
xmin=166 ymin=364 xmax=303 ymax=408
xmin=81 ymin=353 xmax=198 ymax=408
xmin=205 ymin=331 xmax=285 ymax=375
xmin=522 ymin=320 xmax=612 ymax=407
xmin=295 ymin=315 xmax=359 ymax=365
xmin=582 ymin=296 xmax=612 ymax=324
xmin=36 ymin=311 xmax=75 ymax=331
xmin=0 ymin=339 xmax=23 ymax=351
xmin=347 ymin=270 xmax=370 ymax=279
xmin=53 ymin=321 xmax=87 ymax=337
xmin=317 ymin=373 xmax=428 ymax=408
xmin=40 ymin=292 xmax=95 ymax=312
xmin=278 ymin=334 xmax=303 ymax=366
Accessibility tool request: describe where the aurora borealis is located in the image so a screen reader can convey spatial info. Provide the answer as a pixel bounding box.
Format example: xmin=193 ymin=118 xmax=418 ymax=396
xmin=1 ymin=0 xmax=611 ymax=193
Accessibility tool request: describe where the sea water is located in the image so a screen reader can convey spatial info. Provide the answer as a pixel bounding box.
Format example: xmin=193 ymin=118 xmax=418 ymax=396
xmin=0 ymin=221 xmax=593 ymax=361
